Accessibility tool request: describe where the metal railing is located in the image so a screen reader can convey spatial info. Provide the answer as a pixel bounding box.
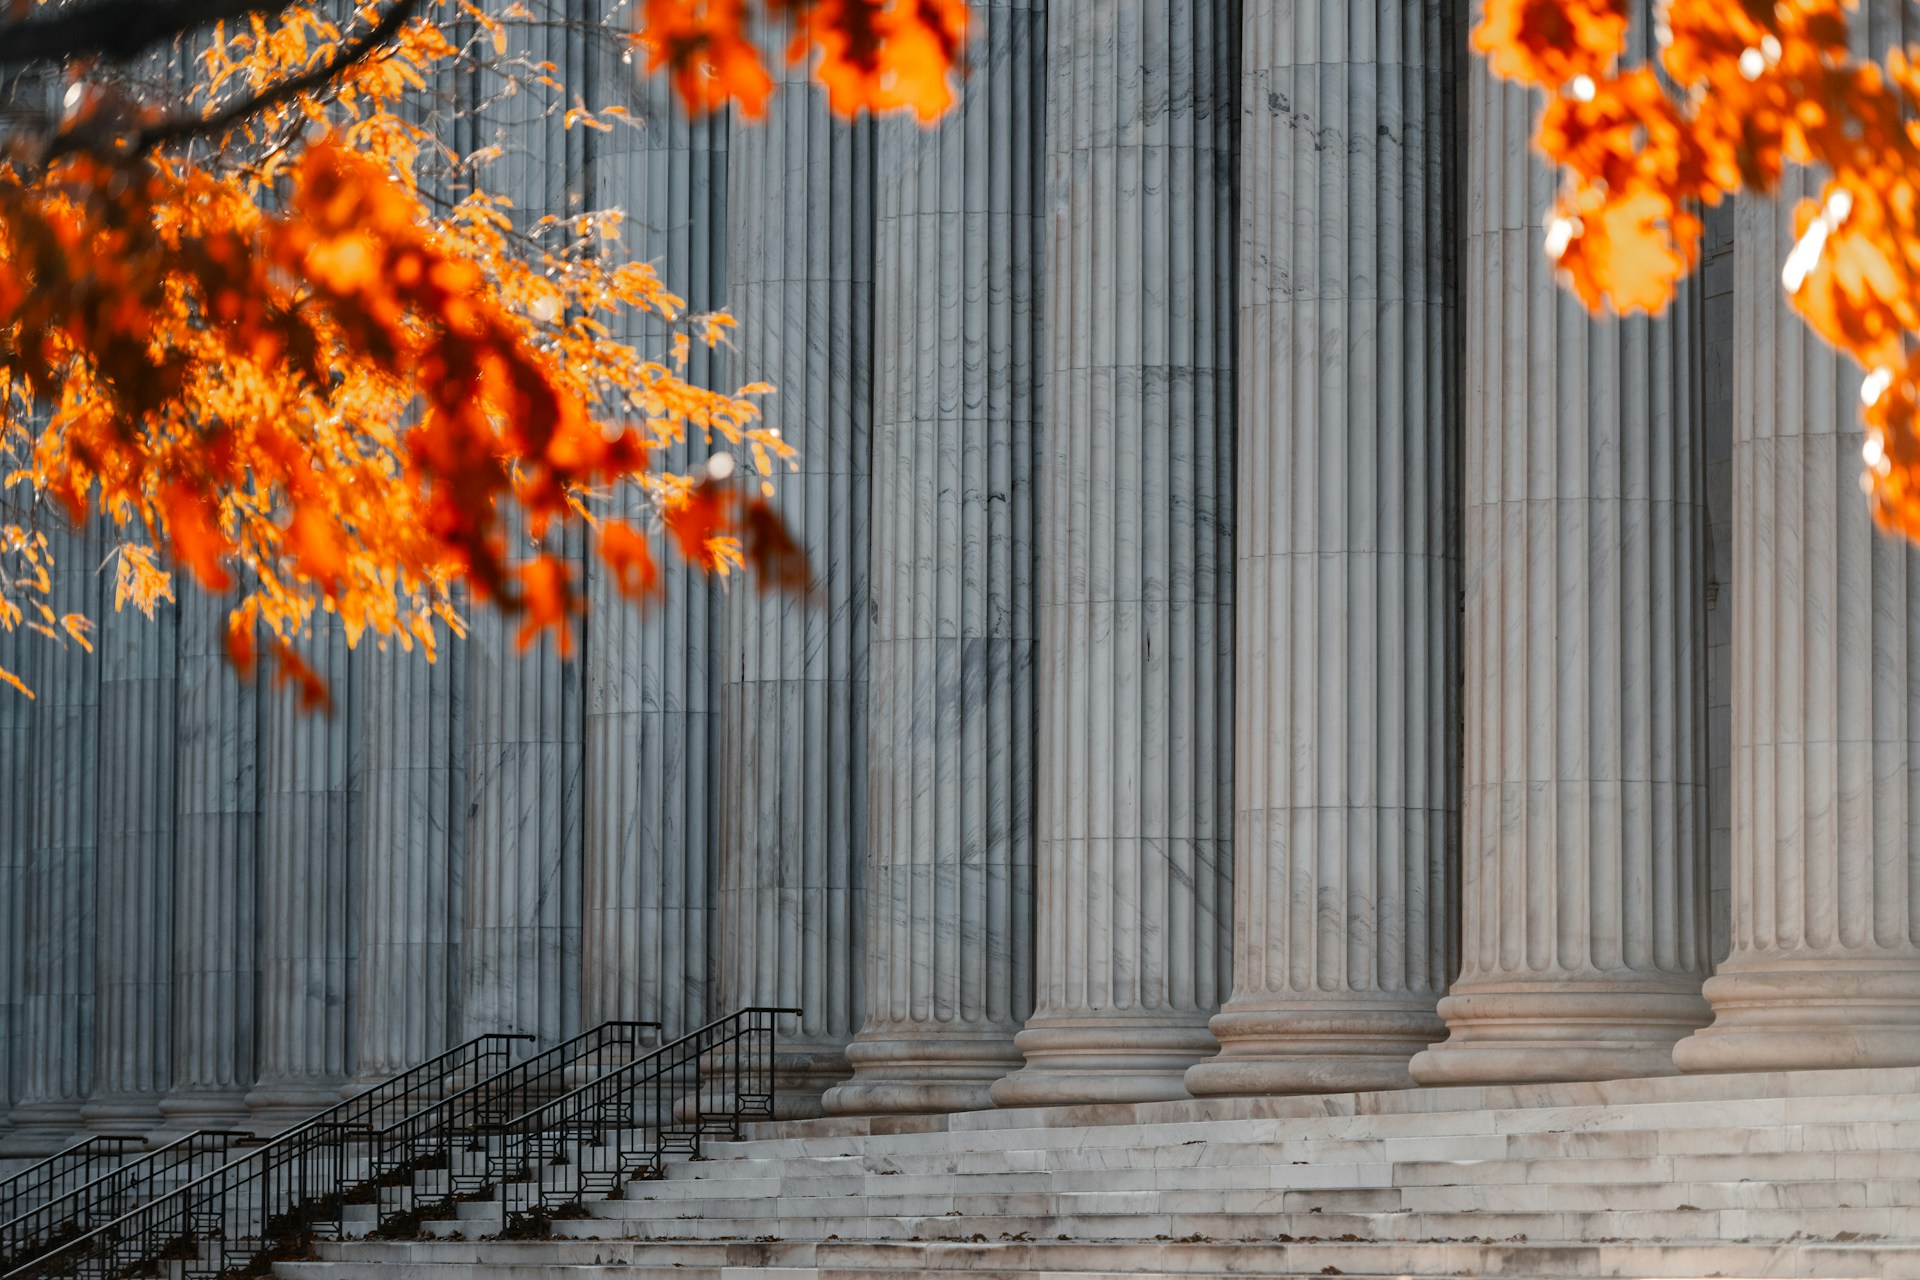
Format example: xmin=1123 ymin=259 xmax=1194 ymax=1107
xmin=0 ymin=1137 xmax=146 ymax=1228
xmin=0 ymin=1131 xmax=249 ymax=1273
xmin=4 ymin=1033 xmax=527 ymax=1280
xmin=494 ymin=1007 xmax=795 ymax=1226
xmin=363 ymin=1021 xmax=660 ymax=1205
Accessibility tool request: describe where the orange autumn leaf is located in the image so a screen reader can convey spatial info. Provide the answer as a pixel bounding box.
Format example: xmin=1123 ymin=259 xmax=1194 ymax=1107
xmin=1 ymin=0 xmax=805 ymax=703
xmin=636 ymin=0 xmax=970 ymax=120
xmin=598 ymin=517 xmax=661 ymax=601
xmin=661 ymin=479 xmax=735 ymax=571
xmin=269 ymin=638 xmax=332 ymax=715
xmin=1477 ymin=0 xmax=1920 ymax=544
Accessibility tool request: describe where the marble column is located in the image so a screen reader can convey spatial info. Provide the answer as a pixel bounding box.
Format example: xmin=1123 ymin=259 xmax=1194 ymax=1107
xmin=460 ymin=13 xmax=586 ymax=1048
xmin=163 ymin=592 xmax=260 ymax=1129
xmin=991 ymin=0 xmax=1238 ymax=1108
xmin=1187 ymin=0 xmax=1458 ymax=1098
xmin=354 ymin=645 xmax=463 ymax=1082
xmin=247 ymin=620 xmax=356 ymax=1130
xmin=1674 ymin=65 xmax=1920 ymax=1071
xmin=7 ymin=522 xmax=102 ymax=1149
xmin=1407 ymin=29 xmax=1712 ymax=1086
xmin=820 ymin=0 xmax=1044 ymax=1117
xmin=0 ymin=600 xmax=35 ymax=1137
xmin=717 ymin=17 xmax=874 ymax=1115
xmin=463 ymin=595 xmax=583 ymax=1044
xmin=582 ymin=62 xmax=726 ymax=1044
xmin=84 ymin=596 xmax=178 ymax=1128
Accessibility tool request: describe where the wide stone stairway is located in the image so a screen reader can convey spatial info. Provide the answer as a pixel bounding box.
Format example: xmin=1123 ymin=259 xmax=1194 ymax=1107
xmin=278 ymin=1064 xmax=1920 ymax=1280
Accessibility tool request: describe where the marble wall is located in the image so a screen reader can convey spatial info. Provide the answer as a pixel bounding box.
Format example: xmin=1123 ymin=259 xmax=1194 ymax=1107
xmin=7 ymin=0 xmax=1913 ymax=1152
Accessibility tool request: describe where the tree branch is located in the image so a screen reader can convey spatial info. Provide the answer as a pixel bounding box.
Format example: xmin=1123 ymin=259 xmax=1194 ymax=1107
xmin=43 ymin=0 xmax=424 ymax=161
xmin=0 ymin=0 xmax=297 ymax=67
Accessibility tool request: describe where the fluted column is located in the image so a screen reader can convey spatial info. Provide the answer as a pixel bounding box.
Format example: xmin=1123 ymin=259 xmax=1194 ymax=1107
xmin=458 ymin=15 xmax=586 ymax=1050
xmin=717 ymin=20 xmax=874 ymax=1116
xmin=8 ymin=522 xmax=102 ymax=1149
xmin=820 ymin=0 xmax=1044 ymax=1117
xmin=354 ymin=645 xmax=462 ymax=1081
xmin=463 ymin=595 xmax=582 ymax=1045
xmin=1675 ymin=94 xmax=1920 ymax=1072
xmin=991 ymin=0 xmax=1237 ymax=1108
xmin=85 ymin=598 xmax=178 ymax=1128
xmin=0 ymin=604 xmax=35 ymax=1138
xmin=1407 ymin=30 xmax=1711 ymax=1086
xmin=247 ymin=621 xmax=356 ymax=1130
xmin=163 ymin=592 xmax=259 ymax=1128
xmin=1187 ymin=0 xmax=1458 ymax=1098
xmin=582 ymin=65 xmax=726 ymax=1044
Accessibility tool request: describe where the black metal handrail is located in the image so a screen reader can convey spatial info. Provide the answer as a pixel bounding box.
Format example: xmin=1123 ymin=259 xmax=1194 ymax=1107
xmin=0 ymin=1130 xmax=249 ymax=1273
xmin=0 ymin=1137 xmax=145 ymax=1227
xmin=3 ymin=1033 xmax=527 ymax=1280
xmin=364 ymin=1020 xmax=660 ymax=1200
xmin=493 ymin=1007 xmax=796 ymax=1226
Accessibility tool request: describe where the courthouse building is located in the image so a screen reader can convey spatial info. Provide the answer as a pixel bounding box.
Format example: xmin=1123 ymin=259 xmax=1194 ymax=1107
xmin=0 ymin=0 xmax=1912 ymax=1157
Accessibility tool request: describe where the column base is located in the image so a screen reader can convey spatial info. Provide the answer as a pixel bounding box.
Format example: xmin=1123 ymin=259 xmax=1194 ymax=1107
xmin=1675 ymin=960 xmax=1920 ymax=1074
xmin=160 ymin=1088 xmax=257 ymax=1133
xmin=821 ymin=1026 xmax=1024 ymax=1116
xmin=246 ymin=1076 xmax=348 ymax=1134
xmin=990 ymin=1017 xmax=1218 ymax=1108
xmin=0 ymin=1100 xmax=89 ymax=1156
xmin=1185 ymin=1001 xmax=1443 ymax=1097
xmin=1408 ymin=983 xmax=1710 ymax=1087
xmin=80 ymin=1093 xmax=166 ymax=1133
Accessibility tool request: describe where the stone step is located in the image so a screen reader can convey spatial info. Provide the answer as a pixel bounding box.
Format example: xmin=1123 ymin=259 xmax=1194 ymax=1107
xmin=279 ymin=1235 xmax=1920 ymax=1279
xmin=526 ymin=1203 xmax=1920 ymax=1245
xmin=711 ymin=1091 xmax=1920 ymax=1160
xmin=651 ymin=1140 xmax=1920 ymax=1195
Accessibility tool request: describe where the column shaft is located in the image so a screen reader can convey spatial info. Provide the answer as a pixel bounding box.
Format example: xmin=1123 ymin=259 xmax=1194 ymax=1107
xmin=8 ymin=522 xmax=102 ymax=1149
xmin=247 ymin=621 xmax=355 ymax=1129
xmin=464 ymin=602 xmax=582 ymax=1043
xmin=461 ymin=13 xmax=588 ymax=1047
xmin=0 ymin=599 xmax=35 ymax=1137
xmin=1188 ymin=0 xmax=1459 ymax=1098
xmin=582 ymin=64 xmax=726 ymax=1043
xmin=85 ymin=597 xmax=178 ymax=1127
xmin=821 ymin=0 xmax=1044 ymax=1116
xmin=1408 ymin=36 xmax=1711 ymax=1086
xmin=718 ymin=22 xmax=875 ymax=1115
xmin=992 ymin=0 xmax=1238 ymax=1108
xmin=164 ymin=592 xmax=259 ymax=1128
xmin=355 ymin=645 xmax=462 ymax=1080
xmin=1675 ymin=123 xmax=1920 ymax=1071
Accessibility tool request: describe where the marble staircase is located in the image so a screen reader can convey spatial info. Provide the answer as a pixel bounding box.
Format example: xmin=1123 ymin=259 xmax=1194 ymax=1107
xmin=273 ymin=1065 xmax=1920 ymax=1279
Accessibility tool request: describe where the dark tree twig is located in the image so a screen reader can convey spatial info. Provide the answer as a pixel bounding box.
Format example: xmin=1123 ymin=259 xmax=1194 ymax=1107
xmin=0 ymin=0 xmax=299 ymax=67
xmin=42 ymin=0 xmax=425 ymax=161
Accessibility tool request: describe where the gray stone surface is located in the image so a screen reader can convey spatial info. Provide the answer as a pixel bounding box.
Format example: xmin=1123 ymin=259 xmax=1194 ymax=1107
xmin=355 ymin=643 xmax=464 ymax=1082
xmin=717 ymin=15 xmax=875 ymax=1115
xmin=1409 ymin=18 xmax=1713 ymax=1086
xmin=1187 ymin=0 xmax=1459 ymax=1100
xmin=992 ymin=0 xmax=1238 ymax=1108
xmin=86 ymin=594 xmax=179 ymax=1128
xmin=0 ymin=567 xmax=33 ymax=1138
xmin=822 ymin=0 xmax=1044 ymax=1118
xmin=582 ymin=63 xmax=728 ymax=1045
xmin=7 ymin=523 xmax=102 ymax=1149
xmin=163 ymin=591 xmax=260 ymax=1130
xmin=459 ymin=17 xmax=589 ymax=1048
xmin=247 ymin=619 xmax=356 ymax=1130
xmin=0 ymin=3 xmax=1846 ymax=1149
xmin=1676 ymin=97 xmax=1920 ymax=1072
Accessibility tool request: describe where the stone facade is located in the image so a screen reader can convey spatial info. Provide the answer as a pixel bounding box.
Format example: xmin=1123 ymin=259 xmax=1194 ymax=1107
xmin=6 ymin=0 xmax=1920 ymax=1150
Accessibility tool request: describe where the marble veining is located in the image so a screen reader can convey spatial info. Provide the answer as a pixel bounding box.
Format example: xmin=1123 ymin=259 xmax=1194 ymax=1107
xmin=822 ymin=0 xmax=1043 ymax=1117
xmin=1188 ymin=0 xmax=1460 ymax=1100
